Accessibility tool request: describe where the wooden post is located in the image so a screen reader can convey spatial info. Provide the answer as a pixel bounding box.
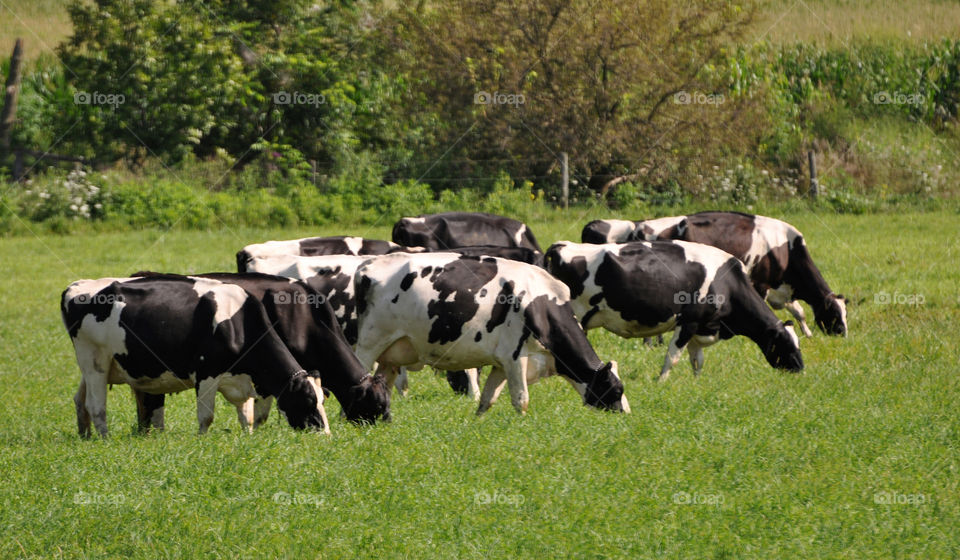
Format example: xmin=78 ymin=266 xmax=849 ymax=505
xmin=560 ymin=152 xmax=569 ymax=209
xmin=808 ymin=150 xmax=818 ymax=199
xmin=12 ymin=149 xmax=23 ymax=181
xmin=1 ymin=38 xmax=24 ymax=151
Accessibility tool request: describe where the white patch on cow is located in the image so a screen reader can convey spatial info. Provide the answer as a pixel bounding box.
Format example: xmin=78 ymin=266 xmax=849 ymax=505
xmin=72 ymin=300 xmax=129 ymax=366
xmin=608 ymin=361 xmax=631 ymax=413
xmin=343 ymin=236 xmax=363 ymax=255
xmin=784 ymin=323 xmax=800 ymax=349
xmin=190 ymin=278 xmax=248 ymax=325
xmin=837 ymin=298 xmax=848 ymax=337
xmin=742 ymin=216 xmax=802 ymax=272
xmin=601 ymin=220 xmax=639 ymax=242
xmin=63 ymin=277 xmax=134 ymax=305
xmin=404 ymin=217 xmax=426 ymax=224
xmin=305 ymin=376 xmax=331 ymax=434
xmin=637 ymin=216 xmax=686 ymax=240
xmin=514 ymin=224 xmax=527 ymax=246
xmin=240 ymin=239 xmax=304 ymax=261
xmin=675 ymin=240 xmax=741 ymax=305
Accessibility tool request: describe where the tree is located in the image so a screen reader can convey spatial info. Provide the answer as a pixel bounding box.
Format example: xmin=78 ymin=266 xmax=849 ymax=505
xmin=390 ymin=0 xmax=759 ymax=193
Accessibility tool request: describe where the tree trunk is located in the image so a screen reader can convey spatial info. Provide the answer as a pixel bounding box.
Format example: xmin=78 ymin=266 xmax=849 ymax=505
xmin=0 ymin=38 xmax=24 ymax=151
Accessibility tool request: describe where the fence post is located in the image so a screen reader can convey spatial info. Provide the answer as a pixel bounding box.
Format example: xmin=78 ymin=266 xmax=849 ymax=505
xmin=12 ymin=149 xmax=23 ymax=181
xmin=560 ymin=152 xmax=569 ymax=209
xmin=808 ymin=150 xmax=818 ymax=199
xmin=1 ymin=38 xmax=24 ymax=154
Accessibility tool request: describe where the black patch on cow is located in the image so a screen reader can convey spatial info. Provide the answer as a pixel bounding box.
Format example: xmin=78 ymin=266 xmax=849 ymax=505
xmin=391 ymin=212 xmax=542 ymax=252
xmin=594 ymin=243 xmax=696 ymax=328
xmin=479 ymin=288 xmax=487 ymax=297
xmin=581 ymin=220 xmax=613 ymax=244
xmin=486 ymin=280 xmax=516 ymax=333
xmin=355 ymin=275 xmax=372 ymax=316
xmin=426 ymin=257 xmax=499 ymax=344
xmin=420 ymin=266 xmax=432 ymax=277
xmin=545 ymin=245 xmax=589 ymax=299
xmin=400 ymin=272 xmax=417 ymax=291
xmin=474 ymin=332 xmax=482 ymax=342
xmin=391 ymin=294 xmax=399 ymax=304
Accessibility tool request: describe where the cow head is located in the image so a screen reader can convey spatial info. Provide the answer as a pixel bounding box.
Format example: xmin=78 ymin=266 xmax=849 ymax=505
xmin=342 ymin=374 xmax=391 ymax=424
xmin=276 ymin=372 xmax=331 ymax=433
xmin=583 ymin=361 xmax=631 ymax=413
xmin=762 ymin=321 xmax=804 ymax=372
xmin=815 ymin=294 xmax=848 ymax=337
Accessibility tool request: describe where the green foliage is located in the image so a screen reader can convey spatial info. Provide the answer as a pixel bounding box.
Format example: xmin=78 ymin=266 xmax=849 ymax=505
xmin=56 ymin=0 xmax=249 ymax=163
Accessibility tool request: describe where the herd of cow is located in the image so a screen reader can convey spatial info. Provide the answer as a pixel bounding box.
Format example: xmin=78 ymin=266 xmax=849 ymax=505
xmin=60 ymin=211 xmax=848 ymax=438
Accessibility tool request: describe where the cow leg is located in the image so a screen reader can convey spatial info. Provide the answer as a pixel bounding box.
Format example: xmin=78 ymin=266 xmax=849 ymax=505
xmin=505 ymin=358 xmax=531 ymax=414
xmin=465 ymin=368 xmax=481 ymax=402
xmin=687 ymin=340 xmax=705 ymax=376
xmin=377 ymin=364 xmax=401 ymax=397
xmin=195 ymin=377 xmax=219 ymax=434
xmin=235 ymin=398 xmax=255 ymax=434
xmin=132 ymin=389 xmax=165 ymax=433
xmin=74 ymin=378 xmax=91 ymax=439
xmin=253 ymin=397 xmax=273 ymax=428
xmin=657 ymin=326 xmax=694 ymax=382
xmin=394 ymin=367 xmax=409 ymax=396
xmin=784 ymin=300 xmax=814 ymax=337
xmin=476 ymin=366 xmax=507 ymax=415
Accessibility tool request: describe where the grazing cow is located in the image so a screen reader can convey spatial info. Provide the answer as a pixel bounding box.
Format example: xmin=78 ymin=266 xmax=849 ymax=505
xmin=544 ymin=241 xmax=804 ymax=380
xmin=353 ymin=252 xmax=630 ymax=414
xmin=629 ymin=212 xmax=848 ymax=337
xmin=61 ymin=276 xmax=330 ymax=437
xmin=249 ymin=253 xmax=482 ymax=399
xmin=237 ymin=236 xmax=415 ymax=272
xmin=392 ymin=212 xmax=542 ymax=252
xmin=130 ymin=272 xmax=391 ymax=427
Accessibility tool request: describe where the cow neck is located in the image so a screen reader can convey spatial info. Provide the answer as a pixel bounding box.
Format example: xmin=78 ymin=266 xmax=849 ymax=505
xmin=784 ymin=241 xmax=834 ymax=308
xmin=725 ymin=285 xmax=783 ymax=346
xmin=540 ymin=312 xmax=605 ymax=382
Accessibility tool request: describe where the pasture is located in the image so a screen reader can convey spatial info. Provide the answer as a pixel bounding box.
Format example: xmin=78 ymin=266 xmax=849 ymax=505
xmin=1 ymin=210 xmax=958 ymax=558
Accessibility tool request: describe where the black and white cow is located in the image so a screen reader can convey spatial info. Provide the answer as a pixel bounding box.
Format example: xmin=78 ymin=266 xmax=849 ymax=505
xmin=392 ymin=212 xmax=542 ymax=252
xmin=545 ymin=241 xmax=804 ymax=380
xmin=353 ymin=252 xmax=630 ymax=414
xmin=237 ymin=236 xmax=414 ymax=272
xmin=130 ymin=272 xmax=391 ymax=427
xmin=246 ymin=254 xmax=441 ymax=400
xmin=626 ymin=212 xmax=848 ymax=337
xmin=61 ymin=276 xmax=330 ymax=437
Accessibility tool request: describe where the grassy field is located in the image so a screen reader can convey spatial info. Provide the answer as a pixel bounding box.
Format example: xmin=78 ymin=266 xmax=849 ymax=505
xmin=755 ymin=0 xmax=960 ymax=44
xmin=1 ymin=209 xmax=957 ymax=558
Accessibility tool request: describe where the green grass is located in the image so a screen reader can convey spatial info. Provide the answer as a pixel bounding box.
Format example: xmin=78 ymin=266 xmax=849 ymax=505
xmin=1 ymin=210 xmax=958 ymax=557
xmin=0 ymin=0 xmax=72 ymax=61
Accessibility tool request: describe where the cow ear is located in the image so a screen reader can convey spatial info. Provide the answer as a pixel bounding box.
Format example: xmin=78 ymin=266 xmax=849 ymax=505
xmin=608 ymin=360 xmax=619 ymax=378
